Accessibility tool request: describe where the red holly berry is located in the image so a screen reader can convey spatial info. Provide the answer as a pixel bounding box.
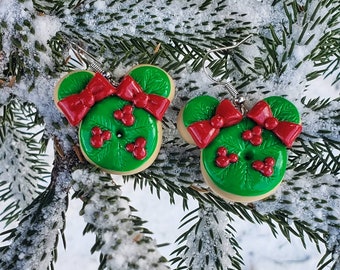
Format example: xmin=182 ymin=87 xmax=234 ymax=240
xmin=91 ymin=134 xmax=103 ymax=148
xmin=242 ymin=130 xmax=253 ymax=141
xmin=133 ymin=147 xmax=147 ymax=160
xmin=90 ymin=127 xmax=111 ymax=148
xmin=123 ymin=105 xmax=133 ymax=114
xmin=252 ymin=126 xmax=262 ymax=136
xmin=228 ymin=153 xmax=238 ymax=163
xmin=126 ymin=143 xmax=135 ymax=152
xmin=252 ymin=157 xmax=275 ymax=177
xmin=252 ymin=160 xmax=264 ymax=170
xmin=123 ymin=115 xmax=135 ymax=126
xmin=264 ymin=157 xmax=275 ymax=166
xmin=217 ymin=147 xmax=227 ymax=157
xmin=250 ymin=135 xmax=262 ymax=146
xmin=135 ymin=137 xmax=147 ymax=148
xmin=91 ymin=126 xmax=102 ymax=136
xmin=114 ymin=106 xmax=135 ymax=126
xmin=242 ymin=126 xmax=263 ymax=146
xmin=215 ymin=147 xmax=238 ymax=168
xmin=113 ymin=110 xmax=124 ymax=120
xmin=216 ymin=156 xmax=230 ymax=168
xmin=126 ymin=137 xmax=147 ymax=160
xmin=262 ymin=166 xmax=273 ymax=177
xmin=102 ymin=130 xmax=112 ymax=141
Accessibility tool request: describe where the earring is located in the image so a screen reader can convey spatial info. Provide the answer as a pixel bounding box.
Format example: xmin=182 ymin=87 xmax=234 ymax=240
xmin=54 ymin=42 xmax=175 ymax=175
xmin=177 ymin=35 xmax=302 ymax=203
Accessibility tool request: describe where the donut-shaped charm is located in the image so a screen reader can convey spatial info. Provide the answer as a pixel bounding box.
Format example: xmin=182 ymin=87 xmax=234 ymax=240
xmin=177 ymin=95 xmax=302 ymax=203
xmin=54 ymin=65 xmax=175 ymax=175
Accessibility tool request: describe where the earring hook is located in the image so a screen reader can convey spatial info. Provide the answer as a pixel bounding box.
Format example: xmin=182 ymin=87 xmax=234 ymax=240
xmin=203 ymin=34 xmax=252 ymax=112
xmin=64 ymin=39 xmax=117 ymax=86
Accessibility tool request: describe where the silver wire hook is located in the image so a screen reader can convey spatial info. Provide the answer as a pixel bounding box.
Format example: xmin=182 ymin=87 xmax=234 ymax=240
xmin=202 ymin=34 xmax=252 ymax=113
xmin=65 ymin=41 xmax=117 ymax=85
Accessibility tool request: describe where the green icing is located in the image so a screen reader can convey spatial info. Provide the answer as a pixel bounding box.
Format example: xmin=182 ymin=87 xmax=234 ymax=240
xmin=180 ymin=95 xmax=300 ymax=198
xmin=182 ymin=95 xmax=219 ymax=127
xmin=129 ymin=65 xmax=172 ymax=98
xmin=57 ymin=71 xmax=94 ymax=100
xmin=79 ymin=96 xmax=159 ymax=173
xmin=57 ymin=65 xmax=172 ymax=173
xmin=202 ymin=118 xmax=287 ymax=197
xmin=56 ymin=65 xmax=173 ymax=173
xmin=264 ymin=96 xmax=301 ymax=124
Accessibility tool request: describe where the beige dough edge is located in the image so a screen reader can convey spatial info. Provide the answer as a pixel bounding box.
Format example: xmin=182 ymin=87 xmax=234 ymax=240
xmin=176 ymin=108 xmax=196 ymax=145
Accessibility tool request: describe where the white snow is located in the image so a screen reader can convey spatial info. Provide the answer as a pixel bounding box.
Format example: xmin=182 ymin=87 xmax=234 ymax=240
xmin=30 ymin=14 xmax=61 ymax=67
xmin=71 ymin=170 xmax=169 ymax=270
xmin=93 ymin=0 xmax=107 ymax=11
xmin=1 ymin=0 xmax=339 ymax=269
xmin=53 ymin=179 xmax=327 ymax=270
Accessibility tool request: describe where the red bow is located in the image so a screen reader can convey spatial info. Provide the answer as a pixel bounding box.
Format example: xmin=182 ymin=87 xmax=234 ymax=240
xmin=247 ymin=100 xmax=302 ymax=147
xmin=57 ymin=73 xmax=117 ymax=126
xmin=116 ymin=75 xmax=170 ymax=121
xmin=187 ymin=99 xmax=243 ymax=148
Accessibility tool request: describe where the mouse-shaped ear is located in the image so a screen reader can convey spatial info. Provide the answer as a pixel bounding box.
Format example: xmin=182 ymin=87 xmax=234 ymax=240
xmin=116 ymin=64 xmax=175 ymax=121
xmin=54 ymin=71 xmax=116 ymax=126
xmin=246 ymin=96 xmax=302 ymax=148
xmin=177 ymin=95 xmax=243 ymax=148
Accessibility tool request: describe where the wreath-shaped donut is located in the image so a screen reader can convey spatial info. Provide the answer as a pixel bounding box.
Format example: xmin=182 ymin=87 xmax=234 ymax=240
xmin=54 ymin=65 xmax=175 ymax=175
xmin=177 ymin=95 xmax=302 ymax=203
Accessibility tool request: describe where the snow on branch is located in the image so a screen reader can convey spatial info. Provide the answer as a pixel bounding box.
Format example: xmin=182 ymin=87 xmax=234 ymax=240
xmin=72 ymin=169 xmax=169 ymax=270
xmin=0 ymin=100 xmax=48 ymax=226
xmin=0 ymin=152 xmax=71 ymax=270
xmin=1 ymin=0 xmax=339 ymax=269
xmin=171 ymin=205 xmax=241 ymax=270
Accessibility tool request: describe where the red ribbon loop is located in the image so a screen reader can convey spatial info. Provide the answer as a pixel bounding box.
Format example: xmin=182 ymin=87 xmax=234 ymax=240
xmin=116 ymin=75 xmax=170 ymax=121
xmin=187 ymin=99 xmax=243 ymax=148
xmin=57 ymin=73 xmax=117 ymax=126
xmin=247 ymin=100 xmax=302 ymax=147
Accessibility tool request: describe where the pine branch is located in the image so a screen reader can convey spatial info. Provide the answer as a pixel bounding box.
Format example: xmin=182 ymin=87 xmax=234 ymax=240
xmin=258 ymin=0 xmax=340 ymax=83
xmin=0 ymin=149 xmax=75 ymax=270
xmin=1 ymin=0 xmax=339 ymax=269
xmin=0 ymin=99 xmax=48 ymax=226
xmin=130 ymin=160 xmax=336 ymax=268
xmin=290 ymin=136 xmax=339 ymax=176
xmin=317 ymin=236 xmax=340 ymax=270
xmin=72 ymin=169 xmax=169 ymax=270
xmin=170 ymin=204 xmax=242 ymax=270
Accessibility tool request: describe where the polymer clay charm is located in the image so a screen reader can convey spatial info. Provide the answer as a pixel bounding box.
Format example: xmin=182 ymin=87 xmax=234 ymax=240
xmin=55 ymin=64 xmax=175 ymax=175
xmin=177 ymin=95 xmax=302 ymax=203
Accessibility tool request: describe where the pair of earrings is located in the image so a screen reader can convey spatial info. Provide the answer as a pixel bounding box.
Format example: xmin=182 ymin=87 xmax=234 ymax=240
xmin=54 ymin=37 xmax=302 ymax=203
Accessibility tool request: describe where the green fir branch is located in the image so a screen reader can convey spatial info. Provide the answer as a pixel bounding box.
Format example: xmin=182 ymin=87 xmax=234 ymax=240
xmin=260 ymin=0 xmax=340 ymax=83
xmin=72 ymin=170 xmax=169 ymax=270
xmin=0 ymin=151 xmax=72 ymax=270
xmin=290 ymin=137 xmax=339 ymax=176
xmin=1 ymin=0 xmax=339 ymax=269
xmin=170 ymin=204 xmax=243 ymax=270
xmin=129 ymin=171 xmax=329 ymax=262
xmin=0 ymin=99 xmax=48 ymax=226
